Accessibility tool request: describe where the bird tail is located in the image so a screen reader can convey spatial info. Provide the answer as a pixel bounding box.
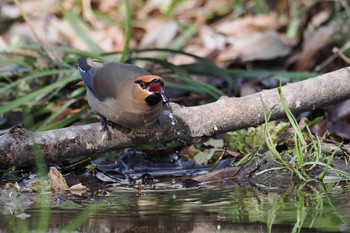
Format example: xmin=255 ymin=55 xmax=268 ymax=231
xmin=77 ymin=57 xmax=93 ymax=73
xmin=77 ymin=57 xmax=98 ymax=97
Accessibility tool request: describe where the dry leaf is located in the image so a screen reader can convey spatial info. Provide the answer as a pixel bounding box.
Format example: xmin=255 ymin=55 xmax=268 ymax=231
xmin=218 ymin=30 xmax=291 ymax=62
xmin=4 ymin=182 xmax=20 ymax=191
xmin=316 ymin=99 xmax=350 ymax=140
xmin=139 ymin=19 xmax=179 ymax=48
xmin=169 ymin=44 xmax=213 ymax=65
xmin=98 ymin=0 xmax=120 ymax=14
xmin=193 ymin=13 xmax=293 ymax=63
xmin=90 ymin=25 xmax=125 ymax=51
xmin=48 ymin=167 xmax=69 ymax=193
xmin=179 ymin=145 xmax=201 ymax=159
xmin=82 ymin=0 xmax=104 ymax=29
xmin=200 ymin=25 xmax=226 ymax=50
xmin=25 ymin=179 xmax=41 ymax=192
xmin=214 ymin=13 xmax=279 ymax=36
xmin=292 ymin=24 xmax=337 ymax=70
xmin=68 ymin=183 xmax=87 ymax=196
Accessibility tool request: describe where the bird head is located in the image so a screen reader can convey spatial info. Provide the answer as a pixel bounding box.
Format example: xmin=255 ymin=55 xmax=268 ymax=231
xmin=134 ymin=75 xmax=168 ymax=106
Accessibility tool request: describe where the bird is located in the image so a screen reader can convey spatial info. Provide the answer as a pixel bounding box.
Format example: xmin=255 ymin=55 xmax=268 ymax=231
xmin=77 ymin=57 xmax=168 ymax=136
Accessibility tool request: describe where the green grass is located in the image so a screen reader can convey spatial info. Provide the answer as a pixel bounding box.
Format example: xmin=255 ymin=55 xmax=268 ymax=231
xmin=119 ymin=0 xmax=132 ymax=63
xmin=260 ymin=86 xmax=350 ymax=181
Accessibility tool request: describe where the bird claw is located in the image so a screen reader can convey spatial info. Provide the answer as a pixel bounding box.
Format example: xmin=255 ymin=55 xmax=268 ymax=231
xmin=99 ymin=115 xmax=112 ymax=140
xmin=101 ymin=128 xmax=112 ymax=140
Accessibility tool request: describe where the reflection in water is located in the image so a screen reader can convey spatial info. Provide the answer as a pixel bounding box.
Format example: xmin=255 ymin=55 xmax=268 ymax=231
xmin=1 ymin=183 xmax=350 ymax=233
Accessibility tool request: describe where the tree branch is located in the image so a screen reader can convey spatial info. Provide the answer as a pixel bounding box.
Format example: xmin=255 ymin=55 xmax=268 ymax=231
xmin=1 ymin=67 xmax=350 ymax=168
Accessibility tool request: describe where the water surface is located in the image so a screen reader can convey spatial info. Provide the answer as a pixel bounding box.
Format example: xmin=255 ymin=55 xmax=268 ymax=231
xmin=1 ymin=182 xmax=350 ymax=232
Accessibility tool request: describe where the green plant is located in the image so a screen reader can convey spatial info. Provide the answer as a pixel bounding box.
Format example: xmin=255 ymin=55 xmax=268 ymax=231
xmin=261 ymin=86 xmax=350 ymax=181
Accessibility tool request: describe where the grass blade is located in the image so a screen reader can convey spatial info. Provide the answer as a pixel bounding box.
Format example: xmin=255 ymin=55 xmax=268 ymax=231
xmin=0 ymin=69 xmax=71 ymax=94
xmin=35 ymin=99 xmax=77 ymax=131
xmin=120 ymin=0 xmax=132 ymax=62
xmin=129 ymin=56 xmax=224 ymax=98
xmin=0 ymin=75 xmax=78 ymax=115
xmin=64 ymin=10 xmax=104 ymax=53
xmin=41 ymin=105 xmax=89 ymax=131
xmin=133 ymin=48 xmax=234 ymax=92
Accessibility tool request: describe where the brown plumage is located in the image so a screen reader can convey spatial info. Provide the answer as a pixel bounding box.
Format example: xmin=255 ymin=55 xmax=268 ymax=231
xmin=77 ymin=58 xmax=167 ymax=131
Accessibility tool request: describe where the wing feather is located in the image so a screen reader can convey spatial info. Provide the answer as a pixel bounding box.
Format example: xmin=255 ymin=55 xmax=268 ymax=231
xmin=78 ymin=58 xmax=151 ymax=101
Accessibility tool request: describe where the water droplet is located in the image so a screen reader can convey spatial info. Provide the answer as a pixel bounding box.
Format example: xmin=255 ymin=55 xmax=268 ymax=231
xmin=168 ymin=112 xmax=177 ymax=126
xmin=161 ymin=93 xmax=169 ymax=103
xmin=163 ymin=101 xmax=181 ymax=135
xmin=170 ymin=153 xmax=179 ymax=162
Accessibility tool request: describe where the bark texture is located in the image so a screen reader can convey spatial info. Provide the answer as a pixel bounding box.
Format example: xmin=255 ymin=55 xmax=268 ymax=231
xmin=1 ymin=67 xmax=350 ymax=168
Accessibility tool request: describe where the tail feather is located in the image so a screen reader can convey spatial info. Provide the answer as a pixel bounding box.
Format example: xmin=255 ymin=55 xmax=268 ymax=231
xmin=77 ymin=57 xmax=92 ymax=73
xmin=77 ymin=57 xmax=98 ymax=98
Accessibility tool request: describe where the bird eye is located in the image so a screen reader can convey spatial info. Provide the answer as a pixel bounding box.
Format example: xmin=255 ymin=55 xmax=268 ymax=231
xmin=139 ymin=81 xmax=147 ymax=89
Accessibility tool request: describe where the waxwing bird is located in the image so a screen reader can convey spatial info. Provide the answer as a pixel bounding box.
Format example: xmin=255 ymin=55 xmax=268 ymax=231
xmin=77 ymin=57 xmax=168 ymax=135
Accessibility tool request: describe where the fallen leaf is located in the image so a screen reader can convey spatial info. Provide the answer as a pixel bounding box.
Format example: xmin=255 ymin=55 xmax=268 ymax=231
xmin=194 ymin=151 xmax=212 ymax=166
xmin=218 ymin=30 xmax=291 ymax=62
xmin=48 ymin=167 xmax=69 ymax=193
xmin=214 ymin=13 xmax=279 ymax=35
xmin=191 ymin=166 xmax=241 ymax=183
xmin=24 ymin=179 xmax=50 ymax=192
xmin=179 ymin=145 xmax=201 ymax=159
xmin=203 ymin=138 xmax=224 ymax=148
xmin=82 ymin=0 xmax=104 ymax=29
xmin=290 ymin=23 xmax=337 ymax=70
xmin=139 ymin=19 xmax=179 ymax=48
xmin=137 ymin=0 xmax=173 ymax=17
xmin=314 ymin=99 xmax=350 ymax=140
xmin=4 ymin=182 xmax=20 ymax=191
xmin=200 ymin=25 xmax=226 ymax=50
xmin=68 ymin=183 xmax=87 ymax=196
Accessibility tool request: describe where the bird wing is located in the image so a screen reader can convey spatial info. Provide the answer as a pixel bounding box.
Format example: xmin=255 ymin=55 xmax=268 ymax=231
xmin=78 ymin=58 xmax=151 ymax=101
xmin=77 ymin=57 xmax=101 ymax=99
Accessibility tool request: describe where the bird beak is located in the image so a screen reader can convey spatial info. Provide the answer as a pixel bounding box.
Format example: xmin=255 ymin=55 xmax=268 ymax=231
xmin=150 ymin=78 xmax=163 ymax=86
xmin=148 ymin=78 xmax=168 ymax=103
xmin=147 ymin=78 xmax=164 ymax=93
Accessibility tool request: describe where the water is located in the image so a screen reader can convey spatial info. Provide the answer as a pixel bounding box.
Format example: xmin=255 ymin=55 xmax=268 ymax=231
xmin=161 ymin=92 xmax=169 ymax=103
xmin=1 ymin=183 xmax=350 ymax=233
xmin=169 ymin=112 xmax=176 ymax=125
xmin=164 ymin=102 xmax=177 ymax=127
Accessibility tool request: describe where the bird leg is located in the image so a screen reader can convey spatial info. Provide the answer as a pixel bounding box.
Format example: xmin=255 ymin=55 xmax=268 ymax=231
xmin=98 ymin=114 xmax=111 ymax=140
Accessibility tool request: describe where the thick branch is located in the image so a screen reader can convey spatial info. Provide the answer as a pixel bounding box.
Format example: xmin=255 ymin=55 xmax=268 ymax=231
xmin=1 ymin=67 xmax=350 ymax=168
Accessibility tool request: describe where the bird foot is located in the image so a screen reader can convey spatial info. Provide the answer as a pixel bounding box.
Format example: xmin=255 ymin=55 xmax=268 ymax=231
xmin=99 ymin=116 xmax=111 ymax=140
